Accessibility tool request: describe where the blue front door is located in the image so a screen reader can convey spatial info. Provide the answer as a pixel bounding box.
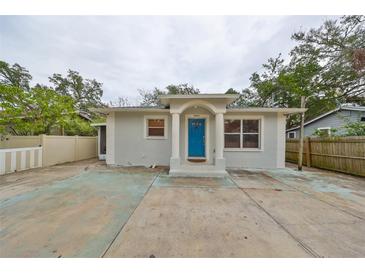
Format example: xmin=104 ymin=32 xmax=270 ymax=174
xmin=188 ymin=118 xmax=205 ymax=158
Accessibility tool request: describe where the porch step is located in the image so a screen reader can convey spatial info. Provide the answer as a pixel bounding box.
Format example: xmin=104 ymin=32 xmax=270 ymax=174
xmin=169 ymin=164 xmax=227 ymax=177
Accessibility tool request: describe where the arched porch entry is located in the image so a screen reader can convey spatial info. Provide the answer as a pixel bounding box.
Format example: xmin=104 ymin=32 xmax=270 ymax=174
xmin=168 ymin=99 xmax=227 ymax=177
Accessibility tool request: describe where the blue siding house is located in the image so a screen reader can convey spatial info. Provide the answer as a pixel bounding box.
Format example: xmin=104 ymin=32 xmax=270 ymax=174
xmin=286 ymin=104 xmax=365 ymax=138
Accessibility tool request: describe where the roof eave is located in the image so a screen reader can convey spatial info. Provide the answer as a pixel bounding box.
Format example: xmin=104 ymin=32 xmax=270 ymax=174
xmin=227 ymin=108 xmax=307 ymax=114
xmin=90 ymin=107 xmax=170 ymax=114
xmin=159 ymin=94 xmax=239 ymax=105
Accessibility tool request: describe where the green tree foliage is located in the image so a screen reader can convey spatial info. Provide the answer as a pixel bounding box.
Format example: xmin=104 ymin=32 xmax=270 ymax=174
xmin=313 ymin=128 xmax=338 ymax=137
xmin=239 ymin=16 xmax=365 ymax=128
xmin=0 ymin=60 xmax=100 ymax=136
xmin=342 ymin=121 xmax=365 ymax=136
xmin=49 ymin=70 xmax=104 ymax=111
xmin=0 ymin=61 xmax=32 ymax=91
xmin=63 ymin=116 xmax=96 ymax=136
xmin=291 ymin=16 xmax=365 ymax=103
xmin=0 ymin=84 xmax=75 ymax=135
xmin=139 ymin=83 xmax=200 ymax=106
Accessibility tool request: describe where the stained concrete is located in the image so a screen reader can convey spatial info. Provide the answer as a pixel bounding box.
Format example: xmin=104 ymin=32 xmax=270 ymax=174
xmin=1 ymin=160 xmax=365 ymax=257
xmin=0 ymin=160 xmax=157 ymax=257
xmin=104 ymin=187 xmax=310 ymax=257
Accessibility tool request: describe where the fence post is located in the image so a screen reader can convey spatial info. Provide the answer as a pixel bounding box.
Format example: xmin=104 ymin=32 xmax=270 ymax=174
xmin=74 ymin=135 xmax=79 ymax=161
xmin=0 ymin=151 xmax=5 ymax=175
xmin=305 ymin=137 xmax=311 ymax=167
xmin=40 ymin=134 xmax=46 ymax=167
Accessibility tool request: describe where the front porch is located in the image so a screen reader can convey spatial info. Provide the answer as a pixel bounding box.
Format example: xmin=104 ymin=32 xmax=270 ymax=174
xmin=160 ymin=95 xmax=238 ymax=177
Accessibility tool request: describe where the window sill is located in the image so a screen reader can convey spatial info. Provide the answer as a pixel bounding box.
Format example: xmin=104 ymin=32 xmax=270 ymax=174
xmin=224 ymin=148 xmax=263 ymax=152
xmin=145 ymin=136 xmax=167 ymax=140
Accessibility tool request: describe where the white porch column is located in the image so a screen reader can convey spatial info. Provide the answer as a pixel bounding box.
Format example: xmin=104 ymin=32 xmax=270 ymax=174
xmin=215 ymin=112 xmax=226 ymax=169
xmin=170 ymin=112 xmax=180 ymax=169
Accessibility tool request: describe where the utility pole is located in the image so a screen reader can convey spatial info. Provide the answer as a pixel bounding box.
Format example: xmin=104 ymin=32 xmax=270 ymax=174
xmin=298 ymin=96 xmax=306 ymax=171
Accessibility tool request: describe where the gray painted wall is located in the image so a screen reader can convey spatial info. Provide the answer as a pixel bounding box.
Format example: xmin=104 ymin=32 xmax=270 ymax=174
xmin=288 ymin=109 xmax=365 ymax=137
xmin=114 ymin=112 xmax=172 ymax=166
xmin=111 ymin=111 xmax=284 ymax=168
xmin=224 ymin=112 xmax=284 ymax=168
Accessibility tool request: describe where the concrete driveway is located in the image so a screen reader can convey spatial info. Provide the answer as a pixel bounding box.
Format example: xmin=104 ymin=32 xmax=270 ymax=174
xmin=1 ymin=159 xmax=364 ymax=257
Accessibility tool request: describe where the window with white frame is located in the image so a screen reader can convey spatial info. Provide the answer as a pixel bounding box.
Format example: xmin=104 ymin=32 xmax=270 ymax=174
xmin=287 ymin=132 xmax=296 ymax=139
xmin=224 ymin=119 xmax=261 ymax=149
xmin=144 ymin=116 xmax=167 ymax=139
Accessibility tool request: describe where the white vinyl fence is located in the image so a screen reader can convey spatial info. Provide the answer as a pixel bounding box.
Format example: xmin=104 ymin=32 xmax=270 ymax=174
xmin=0 ymin=135 xmax=97 ymax=175
xmin=0 ymin=147 xmax=43 ymax=175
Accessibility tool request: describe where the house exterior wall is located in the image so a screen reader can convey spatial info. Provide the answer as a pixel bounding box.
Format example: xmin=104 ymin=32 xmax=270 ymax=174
xmin=287 ymin=109 xmax=365 ymax=137
xmin=224 ymin=112 xmax=285 ymax=168
xmin=112 ymin=111 xmax=172 ymax=166
xmin=108 ymin=110 xmax=285 ymax=169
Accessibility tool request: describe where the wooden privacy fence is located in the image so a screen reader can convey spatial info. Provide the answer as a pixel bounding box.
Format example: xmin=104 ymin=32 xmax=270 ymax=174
xmin=286 ymin=136 xmax=365 ymax=177
xmin=0 ymin=135 xmax=97 ymax=175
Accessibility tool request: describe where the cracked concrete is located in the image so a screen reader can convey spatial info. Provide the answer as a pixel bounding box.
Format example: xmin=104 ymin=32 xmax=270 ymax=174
xmin=1 ymin=159 xmax=364 ymax=257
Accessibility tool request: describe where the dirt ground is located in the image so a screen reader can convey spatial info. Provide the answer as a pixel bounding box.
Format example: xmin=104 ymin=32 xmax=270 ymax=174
xmin=1 ymin=159 xmax=364 ymax=257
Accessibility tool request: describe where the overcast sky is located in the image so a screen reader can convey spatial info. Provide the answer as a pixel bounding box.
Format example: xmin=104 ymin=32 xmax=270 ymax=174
xmin=0 ymin=16 xmax=336 ymax=104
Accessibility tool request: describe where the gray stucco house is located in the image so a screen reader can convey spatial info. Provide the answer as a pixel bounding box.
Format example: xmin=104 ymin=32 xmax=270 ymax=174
xmin=286 ymin=104 xmax=365 ymax=139
xmin=94 ymin=94 xmax=305 ymax=176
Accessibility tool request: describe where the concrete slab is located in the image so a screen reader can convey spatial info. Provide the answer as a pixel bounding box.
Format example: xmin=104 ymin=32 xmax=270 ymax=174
xmin=104 ymin=187 xmax=311 ymax=257
xmin=228 ymin=170 xmax=293 ymax=191
xmin=0 ymin=158 xmax=100 ymax=201
xmin=286 ymin=222 xmax=365 ymax=257
xmin=245 ymin=188 xmax=365 ymax=257
xmin=264 ymin=168 xmax=365 ymax=220
xmin=0 ymin=169 xmax=156 ymax=257
xmin=154 ymin=175 xmax=236 ymax=188
xmin=1 ymin=160 xmax=365 ymax=258
xmin=245 ymin=189 xmax=360 ymax=225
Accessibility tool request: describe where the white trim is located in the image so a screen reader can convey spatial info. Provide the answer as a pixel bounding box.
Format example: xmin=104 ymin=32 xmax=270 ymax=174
xmin=287 ymin=131 xmax=297 ymax=139
xmin=160 ymin=94 xmax=239 ymax=99
xmin=176 ymin=100 xmax=221 ymax=114
xmin=227 ymin=108 xmax=306 ymax=114
xmin=144 ymin=115 xmax=168 ymax=140
xmin=0 ymin=146 xmax=42 ymax=153
xmin=184 ymin=114 xmax=210 ymax=162
xmin=223 ymin=115 xmax=264 ymax=152
xmin=159 ymin=94 xmax=239 ymax=106
xmin=106 ymin=111 xmax=115 ymax=165
xmin=92 ymin=107 xmax=170 ymax=114
xmin=317 ymin=127 xmax=332 ymax=136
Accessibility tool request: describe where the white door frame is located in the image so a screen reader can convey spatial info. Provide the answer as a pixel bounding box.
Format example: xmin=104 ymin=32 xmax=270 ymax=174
xmin=184 ymin=114 xmax=210 ymax=162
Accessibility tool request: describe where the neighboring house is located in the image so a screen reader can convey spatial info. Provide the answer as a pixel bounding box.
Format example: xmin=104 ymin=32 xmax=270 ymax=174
xmin=286 ymin=104 xmax=365 ymax=138
xmin=94 ymin=94 xmax=305 ymax=176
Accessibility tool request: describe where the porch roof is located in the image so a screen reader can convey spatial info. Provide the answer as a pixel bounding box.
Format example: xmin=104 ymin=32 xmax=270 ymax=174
xmin=159 ymin=94 xmax=239 ymax=105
